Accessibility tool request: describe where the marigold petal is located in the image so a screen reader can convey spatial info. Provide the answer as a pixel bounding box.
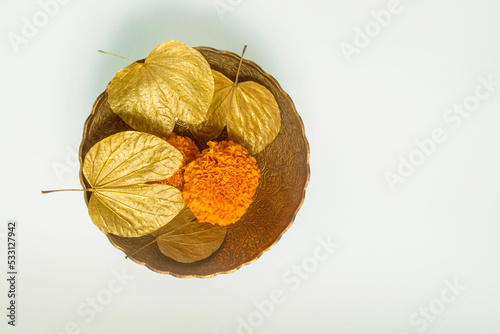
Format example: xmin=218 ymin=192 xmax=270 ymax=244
xmin=158 ymin=133 xmax=200 ymax=191
xmin=182 ymin=141 xmax=260 ymax=226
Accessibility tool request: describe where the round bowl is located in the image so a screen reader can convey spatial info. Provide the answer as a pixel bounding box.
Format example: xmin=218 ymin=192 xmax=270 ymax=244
xmin=79 ymin=46 xmax=310 ymax=278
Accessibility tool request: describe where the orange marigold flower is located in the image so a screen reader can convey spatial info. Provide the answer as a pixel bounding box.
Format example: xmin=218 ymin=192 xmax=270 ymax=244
xmin=182 ymin=140 xmax=261 ymax=226
xmin=158 ymin=133 xmax=200 ymax=191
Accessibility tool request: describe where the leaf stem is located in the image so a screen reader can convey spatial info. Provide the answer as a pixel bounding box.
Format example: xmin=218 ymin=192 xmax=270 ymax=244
xmin=98 ymin=50 xmax=135 ymax=63
xmin=234 ymin=45 xmax=247 ymax=87
xmin=125 ymin=239 xmax=158 ymax=259
xmin=41 ymin=189 xmax=92 ymax=194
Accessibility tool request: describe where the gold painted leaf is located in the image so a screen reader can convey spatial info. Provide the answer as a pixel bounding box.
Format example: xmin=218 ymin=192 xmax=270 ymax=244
xmin=83 ymin=131 xmax=185 ymax=237
xmin=107 ymin=40 xmax=215 ymax=137
xmin=88 ymin=184 xmax=184 ymax=238
xmin=189 ymin=62 xmax=281 ymax=154
xmin=154 ymin=207 xmax=227 ymax=263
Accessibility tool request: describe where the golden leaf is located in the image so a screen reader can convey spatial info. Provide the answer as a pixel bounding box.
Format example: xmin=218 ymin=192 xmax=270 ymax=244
xmin=107 ymin=40 xmax=215 ymax=137
xmin=155 ymin=207 xmax=227 ymax=263
xmin=189 ymin=47 xmax=281 ymax=154
xmin=127 ymin=207 xmax=227 ymax=263
xmin=83 ymin=131 xmax=185 ymax=237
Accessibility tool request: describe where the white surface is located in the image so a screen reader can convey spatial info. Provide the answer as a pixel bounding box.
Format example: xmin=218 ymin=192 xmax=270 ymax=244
xmin=1 ymin=0 xmax=500 ymax=333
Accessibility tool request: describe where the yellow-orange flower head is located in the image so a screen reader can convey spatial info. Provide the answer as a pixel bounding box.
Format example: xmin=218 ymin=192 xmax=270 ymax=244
xmin=159 ymin=133 xmax=200 ymax=191
xmin=182 ymin=141 xmax=261 ymax=226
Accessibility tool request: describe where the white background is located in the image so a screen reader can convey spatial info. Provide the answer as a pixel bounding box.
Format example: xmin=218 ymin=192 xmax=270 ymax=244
xmin=1 ymin=0 xmax=500 ymax=333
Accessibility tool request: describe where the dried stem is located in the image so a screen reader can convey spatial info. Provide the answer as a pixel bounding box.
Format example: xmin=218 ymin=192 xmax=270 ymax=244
xmin=98 ymin=50 xmax=135 ymax=63
xmin=41 ymin=189 xmax=92 ymax=194
xmin=234 ymin=45 xmax=248 ymax=87
xmin=125 ymin=239 xmax=157 ymax=259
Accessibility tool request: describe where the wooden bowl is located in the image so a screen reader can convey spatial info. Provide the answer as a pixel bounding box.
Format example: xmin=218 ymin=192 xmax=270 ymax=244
xmin=79 ymin=46 xmax=310 ymax=278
